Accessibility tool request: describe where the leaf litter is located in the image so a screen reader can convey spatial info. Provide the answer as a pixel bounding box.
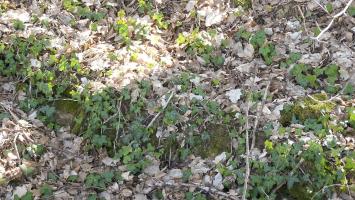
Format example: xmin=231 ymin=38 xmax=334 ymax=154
xmin=0 ymin=0 xmax=354 ymax=199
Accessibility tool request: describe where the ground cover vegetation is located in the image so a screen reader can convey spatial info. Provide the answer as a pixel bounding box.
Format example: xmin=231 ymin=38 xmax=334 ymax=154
xmin=0 ymin=0 xmax=354 ymax=199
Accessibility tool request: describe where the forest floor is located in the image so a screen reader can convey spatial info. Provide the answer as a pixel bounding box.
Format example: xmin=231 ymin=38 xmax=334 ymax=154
xmin=0 ymin=0 xmax=354 ymax=199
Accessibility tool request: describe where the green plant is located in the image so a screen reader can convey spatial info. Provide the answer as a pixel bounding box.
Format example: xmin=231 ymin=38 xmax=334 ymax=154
xmin=176 ymin=29 xmax=225 ymax=68
xmin=280 ymin=52 xmax=301 ymax=68
xmin=259 ymin=43 xmax=276 ymax=65
xmin=249 ymin=138 xmax=352 ymax=199
xmin=13 ymin=19 xmax=25 ymax=30
xmin=250 ymin=30 xmax=266 ymax=48
xmin=152 ymin=12 xmax=169 ymax=29
xmin=348 ymin=107 xmax=355 ymax=128
xmin=235 ymin=27 xmax=252 ymax=41
xmin=14 ymin=192 xmax=34 ymax=200
xmin=313 ymin=27 xmax=321 ymax=37
xmin=348 ymin=6 xmax=355 ymax=16
xmin=26 ymin=144 xmax=45 ymax=159
xmin=138 ymin=0 xmax=153 ymax=14
xmin=40 ymin=184 xmax=53 ymax=198
xmin=291 ymin=64 xmax=340 ymax=92
xmin=234 ymin=0 xmax=252 ymax=9
xmin=249 ymin=30 xmax=276 ymax=65
xmin=325 ymin=3 xmax=333 ymax=13
xmin=182 ymin=169 xmax=192 ymax=182
xmin=115 ymin=10 xmax=149 ymax=46
xmin=84 ymin=171 xmax=119 ymax=190
xmin=63 ymin=0 xmax=105 ymax=21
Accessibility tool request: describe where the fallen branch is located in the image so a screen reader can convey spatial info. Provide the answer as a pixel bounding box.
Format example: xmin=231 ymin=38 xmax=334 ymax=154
xmin=13 ymin=132 xmax=21 ymax=164
xmin=314 ymin=0 xmax=354 ymax=41
xmin=251 ymin=81 xmax=270 ymax=150
xmin=311 ymin=184 xmax=344 ymax=199
xmin=147 ymin=91 xmax=174 ymax=128
xmin=313 ymin=0 xmax=330 ymax=14
xmin=0 ymin=102 xmax=19 ymax=122
xmin=271 ymin=156 xmax=304 ymax=194
xmin=242 ymin=95 xmax=251 ymax=200
xmin=114 ymin=100 xmax=122 ymax=152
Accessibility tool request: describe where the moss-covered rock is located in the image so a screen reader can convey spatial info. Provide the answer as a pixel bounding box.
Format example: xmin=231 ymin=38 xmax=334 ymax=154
xmin=280 ymin=93 xmax=335 ymax=126
xmin=193 ymin=124 xmax=231 ymax=158
xmin=54 ymin=100 xmax=84 ymax=134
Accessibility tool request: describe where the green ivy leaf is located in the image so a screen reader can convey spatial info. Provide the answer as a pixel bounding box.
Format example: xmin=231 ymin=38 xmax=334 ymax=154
xmin=347 ymin=6 xmax=355 ymax=16
xmin=101 ymin=171 xmax=114 ymax=183
xmin=40 ymin=184 xmax=53 ymax=198
xmin=325 ymin=3 xmax=333 ymax=13
xmin=92 ymin=134 xmax=108 ymax=148
xmin=250 ymin=30 xmax=266 ymax=48
xmin=14 ymin=192 xmax=34 ymax=200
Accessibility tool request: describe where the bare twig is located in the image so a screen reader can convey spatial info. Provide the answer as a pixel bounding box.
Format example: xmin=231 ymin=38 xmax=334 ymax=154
xmin=242 ymin=95 xmax=251 ymax=200
xmin=103 ymin=100 xmax=122 ymax=125
xmin=13 ymin=132 xmax=21 ymax=164
xmin=311 ymin=184 xmax=345 ymax=199
xmin=0 ymin=102 xmax=19 ymax=122
xmin=114 ymin=100 xmax=122 ymax=152
xmin=313 ymin=0 xmax=330 ymax=14
xmin=314 ymin=0 xmax=354 ymax=41
xmin=271 ymin=157 xmax=304 ymax=194
xmin=297 ymin=5 xmax=308 ymax=33
xmin=251 ymin=81 xmax=270 ymax=150
xmin=147 ymin=91 xmax=174 ymax=128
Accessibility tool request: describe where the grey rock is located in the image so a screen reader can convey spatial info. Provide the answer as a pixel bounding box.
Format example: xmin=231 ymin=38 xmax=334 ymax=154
xmin=168 ymin=169 xmax=183 ymax=179
xmin=203 ymin=175 xmax=212 ymax=186
xmin=286 ymin=20 xmax=301 ymax=31
xmin=134 ymin=194 xmax=148 ymax=200
xmin=143 ymin=163 xmax=160 ymax=176
xmin=264 ymin=28 xmax=273 ymax=36
xmin=122 ymin=189 xmax=133 ymax=197
xmin=212 ymin=173 xmax=223 ymax=190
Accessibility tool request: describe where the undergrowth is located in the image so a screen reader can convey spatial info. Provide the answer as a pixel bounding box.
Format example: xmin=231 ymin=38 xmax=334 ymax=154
xmin=1 ymin=27 xmax=354 ymax=199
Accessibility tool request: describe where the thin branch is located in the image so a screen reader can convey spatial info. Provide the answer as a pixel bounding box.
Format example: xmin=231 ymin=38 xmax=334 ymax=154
xmin=297 ymin=5 xmax=308 ymax=33
xmin=314 ymin=0 xmax=354 ymax=41
xmin=311 ymin=184 xmax=344 ymax=200
xmin=103 ymin=101 xmax=121 ymax=124
xmin=114 ymin=100 xmax=122 ymax=152
xmin=147 ymin=91 xmax=174 ymax=128
xmin=251 ymin=81 xmax=270 ymax=150
xmin=0 ymin=102 xmax=19 ymax=122
xmin=313 ymin=0 xmax=330 ymax=14
xmin=13 ymin=132 xmax=21 ymax=164
xmin=271 ymin=157 xmax=304 ymax=194
xmin=242 ymin=95 xmax=251 ymax=200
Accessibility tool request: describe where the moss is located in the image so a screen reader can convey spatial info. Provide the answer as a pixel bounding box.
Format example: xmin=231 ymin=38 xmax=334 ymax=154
xmin=54 ymin=100 xmax=84 ymax=134
xmin=280 ymin=93 xmax=335 ymax=126
xmin=193 ymin=124 xmax=230 ymax=158
xmin=234 ymin=0 xmax=252 ymax=9
xmin=287 ymin=184 xmax=313 ymax=200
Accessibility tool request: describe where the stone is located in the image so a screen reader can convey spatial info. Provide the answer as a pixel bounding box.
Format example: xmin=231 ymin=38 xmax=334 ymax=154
xmin=168 ymin=169 xmax=183 ymax=179
xmin=143 ymin=163 xmax=160 ymax=176
xmin=213 ymin=152 xmax=227 ymax=164
xmin=134 ymin=194 xmax=148 ymax=200
xmin=122 ymin=189 xmax=133 ymax=197
xmin=212 ymin=173 xmax=223 ymax=190
xmin=264 ymin=28 xmax=273 ymax=36
xmin=203 ymin=175 xmax=212 ymax=185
